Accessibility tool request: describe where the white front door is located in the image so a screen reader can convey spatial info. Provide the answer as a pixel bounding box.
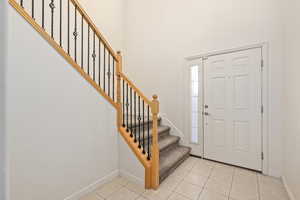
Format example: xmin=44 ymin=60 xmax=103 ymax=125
xmin=203 ymin=48 xmax=262 ymax=171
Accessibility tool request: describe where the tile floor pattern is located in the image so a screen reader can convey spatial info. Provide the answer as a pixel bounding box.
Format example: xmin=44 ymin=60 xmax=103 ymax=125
xmin=80 ymin=157 xmax=290 ymax=200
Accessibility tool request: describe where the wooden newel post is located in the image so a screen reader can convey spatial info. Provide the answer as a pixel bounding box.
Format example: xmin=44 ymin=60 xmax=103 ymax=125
xmin=151 ymin=94 xmax=160 ymax=189
xmin=116 ymin=51 xmax=123 ymax=128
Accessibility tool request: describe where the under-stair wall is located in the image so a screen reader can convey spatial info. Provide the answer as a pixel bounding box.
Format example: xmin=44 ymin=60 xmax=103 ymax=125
xmin=5 ymin=1 xmax=123 ymax=200
xmin=119 ymin=137 xmax=145 ymax=184
xmin=0 ymin=1 xmax=7 ymax=199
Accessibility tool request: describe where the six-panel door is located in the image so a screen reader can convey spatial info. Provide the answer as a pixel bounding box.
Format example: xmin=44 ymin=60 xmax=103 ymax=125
xmin=203 ymin=48 xmax=262 ymax=171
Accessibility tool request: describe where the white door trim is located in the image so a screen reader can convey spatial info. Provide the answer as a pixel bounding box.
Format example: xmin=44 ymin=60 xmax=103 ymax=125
xmin=183 ymin=43 xmax=269 ymax=175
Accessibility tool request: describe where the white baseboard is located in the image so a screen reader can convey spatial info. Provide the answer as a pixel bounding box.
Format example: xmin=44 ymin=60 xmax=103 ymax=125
xmin=268 ymin=168 xmax=282 ymax=178
xmin=119 ymin=170 xmax=144 ymax=186
xmin=63 ymin=170 xmax=119 ymax=200
xmin=282 ymin=176 xmax=296 ymax=200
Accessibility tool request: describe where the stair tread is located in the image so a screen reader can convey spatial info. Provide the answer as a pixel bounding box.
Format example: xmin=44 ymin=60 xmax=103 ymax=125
xmin=159 ymin=145 xmax=191 ymax=176
xmin=128 ymin=116 xmax=162 ymax=128
xmin=159 ymin=135 xmax=180 ymax=152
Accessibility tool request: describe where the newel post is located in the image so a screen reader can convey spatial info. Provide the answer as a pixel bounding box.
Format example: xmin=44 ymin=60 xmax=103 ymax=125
xmin=116 ymin=51 xmax=123 ymax=128
xmin=151 ymin=94 xmax=160 ymax=189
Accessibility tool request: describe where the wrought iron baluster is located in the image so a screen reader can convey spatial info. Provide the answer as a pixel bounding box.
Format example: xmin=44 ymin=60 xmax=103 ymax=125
xmin=20 ymin=0 xmax=24 ymax=8
xmin=103 ymin=48 xmax=106 ymax=91
xmin=59 ymin=0 xmax=62 ymax=46
xmin=138 ymin=96 xmax=141 ymax=148
xmin=142 ymin=100 xmax=145 ymax=154
xmin=113 ymin=59 xmax=115 ymax=101
xmin=147 ymin=105 xmax=150 ymax=160
xmin=74 ymin=5 xmax=78 ymax=62
xmin=126 ymin=83 xmax=129 ymax=132
xmin=67 ymin=0 xmax=70 ymax=54
xmin=32 ymin=0 xmax=35 ymax=19
xmin=87 ymin=25 xmax=90 ymax=75
xmin=134 ymin=92 xmax=137 ymax=142
xmin=92 ymin=32 xmax=96 ymax=81
xmin=130 ymin=87 xmax=133 ymax=137
xmin=107 ymin=54 xmax=111 ymax=97
xmin=49 ymin=0 xmax=55 ymax=39
xmin=42 ymin=0 xmax=45 ymax=29
xmin=122 ymin=79 xmax=125 ymax=127
xmin=81 ymin=16 xmax=83 ymax=69
xmin=98 ymin=40 xmax=101 ymax=86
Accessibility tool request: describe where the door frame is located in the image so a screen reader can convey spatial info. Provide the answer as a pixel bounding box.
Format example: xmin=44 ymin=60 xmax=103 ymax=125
xmin=183 ymin=43 xmax=269 ymax=175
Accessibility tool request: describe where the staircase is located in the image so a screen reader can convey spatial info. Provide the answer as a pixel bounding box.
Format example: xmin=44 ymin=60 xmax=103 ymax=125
xmin=130 ymin=117 xmax=191 ymax=183
xmin=9 ymin=0 xmax=191 ymax=189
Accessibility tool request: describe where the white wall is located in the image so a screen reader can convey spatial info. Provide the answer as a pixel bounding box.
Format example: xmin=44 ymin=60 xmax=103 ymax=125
xmin=5 ymin=0 xmax=123 ymax=199
xmin=119 ymin=138 xmax=144 ymax=184
xmin=282 ymin=0 xmax=300 ymax=199
xmin=124 ymin=0 xmax=285 ymax=177
xmin=79 ymin=0 xmax=124 ymax=51
xmin=0 ymin=1 xmax=7 ymax=199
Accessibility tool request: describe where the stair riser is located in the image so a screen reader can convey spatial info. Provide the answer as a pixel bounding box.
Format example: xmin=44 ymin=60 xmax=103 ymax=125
xmin=143 ymin=137 xmax=180 ymax=154
xmin=159 ymin=153 xmax=190 ymax=183
xmin=127 ymin=118 xmax=162 ymax=130
xmin=134 ymin=128 xmax=170 ymax=142
xmin=160 ymin=140 xmax=180 ymax=154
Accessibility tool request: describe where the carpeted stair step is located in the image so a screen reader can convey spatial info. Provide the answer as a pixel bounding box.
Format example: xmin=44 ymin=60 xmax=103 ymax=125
xmin=159 ymin=145 xmax=191 ymax=183
xmin=159 ymin=135 xmax=180 ymax=153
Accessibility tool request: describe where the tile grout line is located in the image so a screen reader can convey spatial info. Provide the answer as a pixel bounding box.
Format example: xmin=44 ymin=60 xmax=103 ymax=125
xmin=256 ymin=173 xmax=262 ymax=200
xmin=166 ymin=158 xmax=199 ymax=200
xmin=227 ymin=168 xmax=235 ymax=200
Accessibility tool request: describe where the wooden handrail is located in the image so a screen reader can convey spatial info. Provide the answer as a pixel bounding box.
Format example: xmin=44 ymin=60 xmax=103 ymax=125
xmin=9 ymin=0 xmax=160 ymax=190
xmin=69 ymin=0 xmax=118 ymax=60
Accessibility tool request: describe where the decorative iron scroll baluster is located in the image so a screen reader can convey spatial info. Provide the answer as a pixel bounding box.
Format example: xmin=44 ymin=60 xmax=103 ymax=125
xmin=113 ymin=59 xmax=115 ymax=101
xmin=49 ymin=0 xmax=55 ymax=38
xmin=147 ymin=105 xmax=150 ymax=160
xmin=130 ymin=87 xmax=133 ymax=137
xmin=126 ymin=83 xmax=129 ymax=132
xmin=134 ymin=92 xmax=137 ymax=142
xmin=20 ymin=0 xmax=23 ymax=8
xmin=138 ymin=96 xmax=141 ymax=148
xmin=87 ymin=25 xmax=90 ymax=75
xmin=42 ymin=0 xmax=45 ymax=29
xmin=98 ymin=40 xmax=101 ymax=86
xmin=59 ymin=0 xmax=62 ymax=46
xmin=122 ymin=79 xmax=125 ymax=127
xmin=81 ymin=16 xmax=83 ymax=69
xmin=92 ymin=33 xmax=96 ymax=81
xmin=74 ymin=5 xmax=78 ymax=62
xmin=107 ymin=54 xmax=111 ymax=97
xmin=142 ymin=100 xmax=145 ymax=154
xmin=32 ymin=0 xmax=34 ymax=19
xmin=103 ymin=48 xmax=106 ymax=92
xmin=67 ymin=0 xmax=70 ymax=54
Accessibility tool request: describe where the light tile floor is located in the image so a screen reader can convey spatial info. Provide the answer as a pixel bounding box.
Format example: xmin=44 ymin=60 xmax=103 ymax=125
xmin=80 ymin=157 xmax=290 ymax=200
